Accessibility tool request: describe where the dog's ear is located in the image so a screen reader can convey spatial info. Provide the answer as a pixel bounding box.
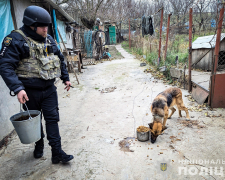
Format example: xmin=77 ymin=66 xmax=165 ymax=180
xmin=162 ymin=126 xmax=167 ymax=131
xmin=160 ymin=126 xmax=167 ymax=135
xmin=148 ymin=123 xmax=153 ymax=129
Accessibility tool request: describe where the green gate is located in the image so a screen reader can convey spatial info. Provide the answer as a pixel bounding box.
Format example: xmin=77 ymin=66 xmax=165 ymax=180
xmin=109 ymin=26 xmax=116 ymax=45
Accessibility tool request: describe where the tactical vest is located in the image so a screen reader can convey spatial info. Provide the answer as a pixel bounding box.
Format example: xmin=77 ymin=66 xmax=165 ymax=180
xmin=14 ymin=30 xmax=61 ymax=80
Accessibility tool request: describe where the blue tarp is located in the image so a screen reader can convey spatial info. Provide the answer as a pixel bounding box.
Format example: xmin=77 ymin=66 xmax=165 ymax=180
xmin=211 ymin=19 xmax=216 ymax=28
xmin=57 ymin=19 xmax=67 ymax=43
xmin=0 ymin=0 xmax=14 ymax=50
xmin=52 ymin=9 xmax=60 ymax=46
xmin=185 ymin=22 xmax=189 ymax=29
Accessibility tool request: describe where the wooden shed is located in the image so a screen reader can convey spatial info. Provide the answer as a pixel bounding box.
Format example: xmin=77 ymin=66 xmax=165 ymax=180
xmin=192 ymin=33 xmax=225 ymax=71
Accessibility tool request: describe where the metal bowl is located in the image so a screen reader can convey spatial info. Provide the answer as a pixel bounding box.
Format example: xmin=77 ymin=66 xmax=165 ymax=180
xmin=137 ymin=131 xmax=149 ymax=142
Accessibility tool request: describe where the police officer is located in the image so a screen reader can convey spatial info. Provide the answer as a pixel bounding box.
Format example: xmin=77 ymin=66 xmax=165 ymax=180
xmin=0 ymin=6 xmax=73 ymax=164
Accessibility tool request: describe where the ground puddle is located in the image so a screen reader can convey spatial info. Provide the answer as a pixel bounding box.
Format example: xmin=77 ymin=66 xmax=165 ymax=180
xmin=119 ymin=137 xmax=135 ymax=152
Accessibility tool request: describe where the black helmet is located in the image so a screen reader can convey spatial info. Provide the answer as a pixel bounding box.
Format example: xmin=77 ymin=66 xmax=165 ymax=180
xmin=23 ymin=5 xmax=51 ymax=26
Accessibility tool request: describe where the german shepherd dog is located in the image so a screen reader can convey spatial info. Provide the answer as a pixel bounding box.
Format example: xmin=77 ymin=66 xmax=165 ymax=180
xmin=149 ymin=87 xmax=190 ymax=143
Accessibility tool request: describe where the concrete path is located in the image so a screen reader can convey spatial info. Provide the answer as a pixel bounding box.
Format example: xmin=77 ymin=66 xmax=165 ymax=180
xmin=0 ymin=44 xmax=225 ymax=180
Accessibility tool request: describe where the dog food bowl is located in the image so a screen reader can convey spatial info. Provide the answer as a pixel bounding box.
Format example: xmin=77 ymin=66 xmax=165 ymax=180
xmin=137 ymin=126 xmax=150 ymax=142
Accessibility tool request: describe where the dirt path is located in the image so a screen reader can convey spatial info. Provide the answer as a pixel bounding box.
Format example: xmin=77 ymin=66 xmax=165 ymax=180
xmin=0 ymin=44 xmax=225 ymax=180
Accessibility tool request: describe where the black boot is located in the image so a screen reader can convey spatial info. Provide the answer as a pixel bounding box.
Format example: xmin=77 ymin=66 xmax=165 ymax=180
xmin=51 ymin=149 xmax=74 ymax=164
xmin=81 ymin=66 xmax=87 ymax=69
xmin=33 ymin=139 xmax=44 ymax=159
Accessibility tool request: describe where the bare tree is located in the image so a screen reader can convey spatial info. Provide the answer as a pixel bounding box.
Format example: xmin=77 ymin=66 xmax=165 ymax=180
xmin=193 ymin=0 xmax=216 ymax=35
xmin=65 ymin=0 xmax=113 ymax=28
xmin=169 ymin=0 xmax=194 ymax=26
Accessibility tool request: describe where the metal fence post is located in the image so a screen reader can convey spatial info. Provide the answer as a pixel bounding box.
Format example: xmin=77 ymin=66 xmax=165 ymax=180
xmin=164 ymin=13 xmax=171 ymax=61
xmin=129 ymin=19 xmax=131 ymax=49
xmin=158 ymin=8 xmax=163 ymax=65
xmin=188 ymin=8 xmax=192 ymax=93
xmin=209 ymin=6 xmax=224 ymax=106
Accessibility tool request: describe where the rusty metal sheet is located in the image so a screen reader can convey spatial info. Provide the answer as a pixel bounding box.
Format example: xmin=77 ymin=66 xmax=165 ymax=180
xmin=211 ymin=74 xmax=225 ymax=108
xmin=192 ymin=82 xmax=209 ymax=104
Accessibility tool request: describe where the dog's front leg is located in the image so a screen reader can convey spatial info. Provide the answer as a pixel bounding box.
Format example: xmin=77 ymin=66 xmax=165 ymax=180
xmin=168 ymin=107 xmax=176 ymax=119
xmin=163 ymin=110 xmax=169 ymax=128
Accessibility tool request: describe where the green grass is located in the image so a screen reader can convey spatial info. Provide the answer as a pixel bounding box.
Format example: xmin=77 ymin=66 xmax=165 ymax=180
xmin=146 ymin=52 xmax=158 ymax=65
xmin=166 ymin=52 xmax=189 ymax=65
xmin=121 ymin=41 xmax=132 ymax=53
xmin=122 ymin=41 xmax=143 ymax=55
xmin=121 ymin=41 xmax=134 ymax=54
xmin=116 ymin=52 xmax=122 ymax=56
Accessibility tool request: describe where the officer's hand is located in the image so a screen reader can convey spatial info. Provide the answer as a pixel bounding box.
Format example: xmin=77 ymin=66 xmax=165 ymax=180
xmin=64 ymin=81 xmax=71 ymax=91
xmin=17 ymin=90 xmax=29 ymax=104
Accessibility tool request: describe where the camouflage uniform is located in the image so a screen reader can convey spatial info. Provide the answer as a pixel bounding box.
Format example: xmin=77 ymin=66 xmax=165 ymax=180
xmin=14 ymin=30 xmax=61 ymax=80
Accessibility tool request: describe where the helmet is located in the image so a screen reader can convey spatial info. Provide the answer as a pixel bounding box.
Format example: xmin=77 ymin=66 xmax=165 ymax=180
xmin=23 ymin=5 xmax=51 ymax=26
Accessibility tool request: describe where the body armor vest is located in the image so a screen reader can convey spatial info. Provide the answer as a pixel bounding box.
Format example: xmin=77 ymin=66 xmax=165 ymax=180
xmin=14 ymin=30 xmax=61 ymax=80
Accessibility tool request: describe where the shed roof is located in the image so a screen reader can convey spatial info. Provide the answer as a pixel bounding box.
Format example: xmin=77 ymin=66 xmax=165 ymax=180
xmin=192 ymin=33 xmax=225 ymax=49
xmin=44 ymin=0 xmax=75 ymax=22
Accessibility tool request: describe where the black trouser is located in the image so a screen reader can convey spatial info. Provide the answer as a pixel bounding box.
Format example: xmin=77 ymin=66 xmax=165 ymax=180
xmin=23 ymin=85 xmax=61 ymax=150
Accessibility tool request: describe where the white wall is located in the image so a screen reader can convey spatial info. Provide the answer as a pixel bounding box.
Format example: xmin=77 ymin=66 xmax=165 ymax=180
xmin=0 ymin=0 xmax=30 ymax=142
xmin=0 ymin=77 xmax=19 ymax=142
xmin=59 ymin=32 xmax=74 ymax=51
xmin=12 ymin=0 xmax=32 ymax=29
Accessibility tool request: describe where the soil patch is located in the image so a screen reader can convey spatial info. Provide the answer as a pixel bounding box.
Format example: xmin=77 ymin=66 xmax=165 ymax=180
xmin=119 ymin=137 xmax=135 ymax=152
xmin=108 ymin=45 xmax=124 ymax=59
xmin=177 ymin=119 xmax=206 ymax=128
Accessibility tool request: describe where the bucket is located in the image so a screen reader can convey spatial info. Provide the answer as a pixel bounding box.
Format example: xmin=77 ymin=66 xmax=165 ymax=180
xmin=136 ymin=126 xmax=150 ymax=142
xmin=137 ymin=131 xmax=150 ymax=142
xmin=10 ymin=104 xmax=41 ymax=144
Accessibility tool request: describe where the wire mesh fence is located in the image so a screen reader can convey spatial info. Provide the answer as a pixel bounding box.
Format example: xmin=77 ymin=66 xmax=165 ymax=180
xmin=83 ymin=30 xmax=93 ymax=58
xmin=217 ymin=33 xmax=225 ymax=71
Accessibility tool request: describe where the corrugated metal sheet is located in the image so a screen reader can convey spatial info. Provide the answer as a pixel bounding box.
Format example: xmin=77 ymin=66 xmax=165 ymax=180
xmin=192 ymin=33 xmax=225 ymax=49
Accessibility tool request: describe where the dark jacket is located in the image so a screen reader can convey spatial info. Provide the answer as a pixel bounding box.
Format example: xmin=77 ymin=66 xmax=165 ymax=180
xmin=0 ymin=25 xmax=69 ymax=94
